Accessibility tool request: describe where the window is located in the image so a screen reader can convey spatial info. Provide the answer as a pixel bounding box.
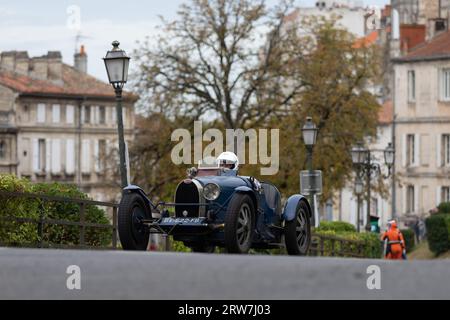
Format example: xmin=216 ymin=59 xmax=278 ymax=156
xmin=66 ymin=105 xmax=75 ymax=124
xmin=95 ymin=139 xmax=107 ymax=173
xmin=441 ymin=68 xmax=450 ymax=101
xmin=65 ymin=139 xmax=75 ymax=175
xmin=0 ymin=140 xmax=5 ymax=158
xmin=37 ymin=104 xmax=46 ymax=123
xmin=82 ymin=106 xmax=91 ymax=124
xmin=52 ymin=104 xmax=60 ymax=123
xmin=408 ymin=70 xmax=415 ymax=102
xmin=81 ymin=139 xmax=90 ymax=174
xmin=406 ymin=185 xmax=415 ymax=213
xmin=38 ymin=139 xmax=46 ymax=171
xmin=99 ymin=106 xmax=106 ymax=124
xmin=442 ymin=187 xmax=450 ymax=203
xmin=443 ymin=134 xmax=450 ymax=166
xmin=406 ymin=134 xmax=415 ymax=166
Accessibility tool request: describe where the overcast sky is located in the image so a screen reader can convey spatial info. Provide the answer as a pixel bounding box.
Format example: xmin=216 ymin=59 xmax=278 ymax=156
xmin=0 ymin=0 xmax=389 ymax=82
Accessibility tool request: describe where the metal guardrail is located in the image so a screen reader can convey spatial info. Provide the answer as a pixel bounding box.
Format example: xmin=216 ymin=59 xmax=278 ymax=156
xmin=309 ymin=233 xmax=367 ymax=258
xmin=0 ymin=191 xmax=118 ymax=249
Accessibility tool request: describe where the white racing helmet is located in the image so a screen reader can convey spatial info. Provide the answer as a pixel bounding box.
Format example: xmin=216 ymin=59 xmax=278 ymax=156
xmin=217 ymin=151 xmax=239 ymax=172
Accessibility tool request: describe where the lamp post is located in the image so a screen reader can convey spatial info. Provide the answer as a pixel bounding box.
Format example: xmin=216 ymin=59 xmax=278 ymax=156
xmin=103 ymin=41 xmax=130 ymax=189
xmin=354 ymin=177 xmax=364 ymax=232
xmin=351 ymin=142 xmax=394 ymax=232
xmin=302 ymin=117 xmax=318 ymax=221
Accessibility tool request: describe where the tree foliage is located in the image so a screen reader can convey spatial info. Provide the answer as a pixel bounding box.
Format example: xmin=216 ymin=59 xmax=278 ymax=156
xmin=131 ymin=1 xmax=382 ymax=205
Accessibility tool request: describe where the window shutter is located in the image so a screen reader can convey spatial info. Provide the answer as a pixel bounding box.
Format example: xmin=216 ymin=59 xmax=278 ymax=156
xmin=81 ymin=106 xmax=85 ymax=124
xmin=51 ymin=139 xmax=61 ymax=173
xmin=66 ymin=105 xmax=75 ymax=124
xmin=436 ymin=186 xmax=442 ymax=206
xmin=112 ymin=107 xmax=116 ymax=124
xmin=45 ymin=139 xmax=51 ymax=172
xmin=90 ymin=107 xmax=95 ymax=124
xmin=32 ymin=139 xmax=39 ymax=172
xmin=414 ymin=134 xmax=420 ymax=167
xmin=95 ymin=106 xmax=100 ymax=125
xmin=402 ymin=187 xmax=407 ymax=215
xmin=94 ymin=139 xmax=100 ymax=172
xmin=402 ymin=134 xmax=407 ymax=167
xmin=437 ymin=133 xmax=442 ymax=167
xmin=66 ymin=139 xmax=75 ymax=174
xmin=37 ymin=104 xmax=46 ymax=123
xmin=414 ymin=186 xmax=419 ymax=214
xmin=81 ymin=139 xmax=90 ymax=173
xmin=52 ymin=104 xmax=60 ymax=123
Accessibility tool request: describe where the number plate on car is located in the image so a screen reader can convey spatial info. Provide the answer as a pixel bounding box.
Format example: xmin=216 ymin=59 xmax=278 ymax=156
xmin=161 ymin=217 xmax=205 ymax=224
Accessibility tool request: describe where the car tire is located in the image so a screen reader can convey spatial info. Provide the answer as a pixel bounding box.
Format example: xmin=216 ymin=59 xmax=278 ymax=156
xmin=224 ymin=193 xmax=255 ymax=254
xmin=118 ymin=192 xmax=151 ymax=250
xmin=285 ymin=200 xmax=311 ymax=255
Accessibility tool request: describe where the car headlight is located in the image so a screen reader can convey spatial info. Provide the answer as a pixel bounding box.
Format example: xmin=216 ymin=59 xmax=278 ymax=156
xmin=203 ymin=183 xmax=221 ymax=201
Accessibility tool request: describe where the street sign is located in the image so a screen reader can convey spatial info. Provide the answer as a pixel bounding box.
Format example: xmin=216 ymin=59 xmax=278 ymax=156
xmin=300 ymin=170 xmax=322 ymax=195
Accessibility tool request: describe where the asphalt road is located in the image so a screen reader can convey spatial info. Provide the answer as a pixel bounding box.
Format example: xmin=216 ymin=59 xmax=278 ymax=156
xmin=0 ymin=248 xmax=449 ymax=300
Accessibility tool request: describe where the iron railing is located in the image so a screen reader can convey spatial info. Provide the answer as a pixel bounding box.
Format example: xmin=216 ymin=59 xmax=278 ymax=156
xmin=309 ymin=233 xmax=368 ymax=258
xmin=0 ymin=191 xmax=118 ymax=249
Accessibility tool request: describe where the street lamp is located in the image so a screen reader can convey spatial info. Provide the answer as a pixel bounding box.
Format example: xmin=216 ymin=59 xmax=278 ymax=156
xmin=384 ymin=142 xmax=395 ymax=175
xmin=104 ymin=40 xmax=130 ymax=188
xmin=302 ymin=117 xmax=318 ymax=223
xmin=354 ymin=177 xmax=364 ymax=232
xmin=351 ymin=142 xmax=395 ymax=232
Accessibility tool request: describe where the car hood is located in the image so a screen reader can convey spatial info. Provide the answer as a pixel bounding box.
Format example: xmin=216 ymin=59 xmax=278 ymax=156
xmin=194 ymin=175 xmax=251 ymax=189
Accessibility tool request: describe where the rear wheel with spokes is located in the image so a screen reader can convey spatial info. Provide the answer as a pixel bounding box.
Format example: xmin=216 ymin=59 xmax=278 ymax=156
xmin=285 ymin=200 xmax=311 ymax=255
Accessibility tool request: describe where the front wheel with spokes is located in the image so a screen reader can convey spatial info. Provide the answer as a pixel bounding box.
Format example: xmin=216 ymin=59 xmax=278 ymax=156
xmin=285 ymin=200 xmax=311 ymax=255
xmin=224 ymin=194 xmax=255 ymax=254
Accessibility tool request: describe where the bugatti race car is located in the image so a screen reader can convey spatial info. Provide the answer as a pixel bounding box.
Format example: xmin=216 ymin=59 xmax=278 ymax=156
xmin=118 ymin=157 xmax=312 ymax=255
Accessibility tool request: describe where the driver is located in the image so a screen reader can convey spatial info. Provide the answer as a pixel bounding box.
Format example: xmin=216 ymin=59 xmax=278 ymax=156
xmin=216 ymin=152 xmax=261 ymax=191
xmin=217 ymin=151 xmax=239 ymax=173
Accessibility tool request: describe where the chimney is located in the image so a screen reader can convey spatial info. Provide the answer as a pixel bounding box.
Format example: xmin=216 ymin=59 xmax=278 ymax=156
xmin=47 ymin=51 xmax=63 ymax=84
xmin=30 ymin=56 xmax=48 ymax=80
xmin=0 ymin=51 xmax=18 ymax=72
xmin=74 ymin=45 xmax=88 ymax=73
xmin=15 ymin=51 xmax=30 ymax=75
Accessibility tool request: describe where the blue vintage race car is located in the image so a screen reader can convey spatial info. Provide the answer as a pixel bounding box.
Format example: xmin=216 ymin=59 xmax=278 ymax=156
xmin=118 ymin=158 xmax=312 ymax=255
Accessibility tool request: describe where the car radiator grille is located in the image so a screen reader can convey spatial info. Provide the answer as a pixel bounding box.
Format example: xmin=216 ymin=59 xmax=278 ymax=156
xmin=175 ymin=181 xmax=201 ymax=217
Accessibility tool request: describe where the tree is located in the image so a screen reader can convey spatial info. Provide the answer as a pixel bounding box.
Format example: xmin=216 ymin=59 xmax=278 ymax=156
xmin=267 ymin=16 xmax=383 ymax=201
xmin=133 ymin=0 xmax=302 ymax=129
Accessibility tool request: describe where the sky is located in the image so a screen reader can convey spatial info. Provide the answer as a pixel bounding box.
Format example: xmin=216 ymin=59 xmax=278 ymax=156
xmin=0 ymin=0 xmax=389 ymax=82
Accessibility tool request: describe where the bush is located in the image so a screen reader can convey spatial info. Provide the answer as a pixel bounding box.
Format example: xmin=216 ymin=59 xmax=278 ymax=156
xmin=438 ymin=202 xmax=450 ymax=214
xmin=400 ymin=229 xmax=415 ymax=253
xmin=425 ymin=214 xmax=450 ymax=255
xmin=313 ymin=229 xmax=381 ymax=259
xmin=316 ymin=221 xmax=357 ymax=233
xmin=0 ymin=175 xmax=111 ymax=247
xmin=0 ymin=175 xmax=39 ymax=244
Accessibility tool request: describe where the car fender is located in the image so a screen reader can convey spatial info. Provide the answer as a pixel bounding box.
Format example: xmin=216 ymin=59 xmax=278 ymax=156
xmin=282 ymin=194 xmax=312 ymax=222
xmin=234 ymin=186 xmax=258 ymax=211
xmin=122 ymin=185 xmax=157 ymax=211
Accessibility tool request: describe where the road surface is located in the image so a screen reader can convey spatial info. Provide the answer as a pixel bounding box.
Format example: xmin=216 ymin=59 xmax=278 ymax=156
xmin=0 ymin=248 xmax=449 ymax=299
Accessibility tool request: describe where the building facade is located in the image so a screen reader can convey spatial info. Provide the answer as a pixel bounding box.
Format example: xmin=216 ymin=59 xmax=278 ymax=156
xmin=393 ymin=31 xmax=450 ymax=220
xmin=0 ymin=47 xmax=137 ymax=202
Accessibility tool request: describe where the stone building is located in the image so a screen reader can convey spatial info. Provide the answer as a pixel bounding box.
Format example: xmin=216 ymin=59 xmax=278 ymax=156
xmin=393 ymin=30 xmax=450 ymax=219
xmin=0 ymin=47 xmax=137 ymax=202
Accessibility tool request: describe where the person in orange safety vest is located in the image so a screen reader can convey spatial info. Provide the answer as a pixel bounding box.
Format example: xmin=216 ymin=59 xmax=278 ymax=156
xmin=381 ymin=220 xmax=406 ymax=260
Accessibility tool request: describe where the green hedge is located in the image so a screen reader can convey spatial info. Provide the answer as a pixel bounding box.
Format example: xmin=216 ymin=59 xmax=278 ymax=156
xmin=400 ymin=229 xmax=415 ymax=253
xmin=438 ymin=202 xmax=450 ymax=214
xmin=316 ymin=221 xmax=357 ymax=233
xmin=313 ymin=230 xmax=382 ymax=259
xmin=425 ymin=214 xmax=450 ymax=255
xmin=0 ymin=174 xmax=110 ymax=247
